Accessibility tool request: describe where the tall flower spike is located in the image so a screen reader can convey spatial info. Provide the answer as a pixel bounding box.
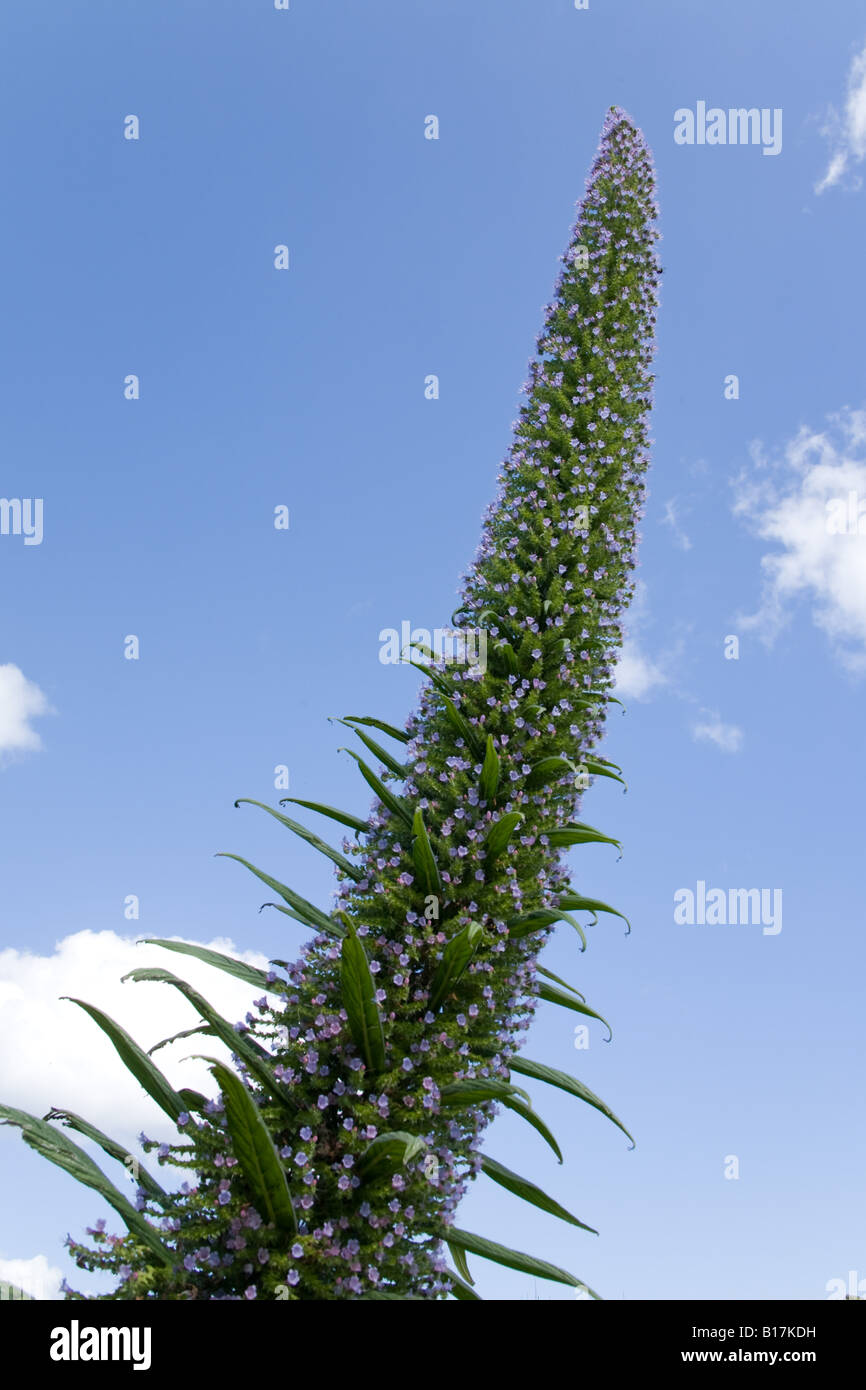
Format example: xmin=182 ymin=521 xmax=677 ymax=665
xmin=2 ymin=108 xmax=660 ymax=1301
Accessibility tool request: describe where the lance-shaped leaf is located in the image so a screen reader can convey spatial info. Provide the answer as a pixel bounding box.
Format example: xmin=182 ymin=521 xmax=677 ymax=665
xmin=179 ymin=1087 xmax=209 ymax=1112
xmin=233 ymin=799 xmax=363 ymax=882
xmin=332 ymin=721 xmax=408 ymax=779
xmin=443 ymin=1226 xmax=598 ymax=1295
xmin=410 ymin=808 xmax=442 ymax=897
xmin=61 ymin=998 xmax=190 ymax=1123
xmin=487 ymin=639 xmax=519 ymax=678
xmin=526 ymin=755 xmax=580 ymax=791
xmin=44 ymin=1108 xmax=166 ymax=1201
xmin=342 ymin=714 xmax=410 ymax=745
xmin=448 ymin=1241 xmax=474 ymax=1286
xmin=204 ymin=1059 xmax=297 ymax=1231
xmin=121 ymin=967 xmax=299 ymax=1112
xmin=507 ymin=906 xmax=587 ymax=951
xmin=279 ymin=796 xmax=369 ymax=836
xmin=501 ymin=1091 xmax=564 ymax=1163
xmin=478 ymin=1154 xmax=597 ymax=1234
xmin=357 ymin=1131 xmax=427 ymax=1183
xmin=428 ymin=921 xmax=483 ymax=1012
xmin=583 ymin=756 xmax=627 ymax=790
xmin=445 ymin=1267 xmax=481 ymax=1300
xmin=484 ymin=811 xmax=524 ymax=863
xmin=557 ymin=891 xmax=631 ymax=935
xmin=340 ymin=923 xmax=386 ymax=1072
xmin=546 ymin=820 xmax=622 ymax=852
xmin=509 ymin=1055 xmax=635 ymax=1147
xmin=537 ymin=981 xmax=613 ymax=1040
xmin=439 ymin=694 xmax=483 ymax=758
xmin=406 ymin=657 xmax=482 ymax=753
xmin=148 ymin=1024 xmax=215 ymax=1057
xmin=439 ymin=1078 xmax=529 ymax=1107
xmin=404 ymin=656 xmax=453 ymax=700
xmin=340 ymin=749 xmax=413 ymax=828
xmin=573 ymin=689 xmax=625 ymax=712
xmin=140 ymin=937 xmax=276 ymax=990
xmin=216 ymin=853 xmax=344 ymax=938
xmin=478 ymin=734 xmax=500 ymax=804
xmin=439 ymin=1080 xmax=561 ymax=1163
xmin=0 ymin=1104 xmax=172 ymax=1266
xmin=536 ymin=965 xmax=586 ymax=1000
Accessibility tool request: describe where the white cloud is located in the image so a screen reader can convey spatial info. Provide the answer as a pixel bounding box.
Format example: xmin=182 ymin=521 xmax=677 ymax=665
xmin=661 ymin=498 xmax=692 ymax=551
xmin=0 ymin=1252 xmax=63 ymax=1300
xmin=0 ymin=930 xmax=273 ymax=1147
xmin=614 ymin=582 xmax=668 ymax=699
xmin=816 ymin=42 xmax=866 ymax=192
xmin=733 ymin=408 xmax=866 ymax=670
xmin=616 ymin=640 xmax=667 ymax=699
xmin=0 ymin=665 xmax=51 ymax=758
xmin=692 ymin=713 xmax=744 ymax=753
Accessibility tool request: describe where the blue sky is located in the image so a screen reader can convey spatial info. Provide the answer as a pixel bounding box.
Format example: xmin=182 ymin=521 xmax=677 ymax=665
xmin=1 ymin=0 xmax=865 ymax=1301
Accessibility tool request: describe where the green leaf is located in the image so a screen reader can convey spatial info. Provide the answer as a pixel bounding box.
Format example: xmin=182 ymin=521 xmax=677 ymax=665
xmin=535 ymin=965 xmax=585 ymax=1000
xmin=177 ymin=1087 xmax=209 ymax=1114
xmin=342 ymin=715 xmax=410 ymax=745
xmin=439 ymin=1078 xmax=531 ymax=1108
xmin=332 ymin=722 xmax=408 ymax=779
xmin=585 ymin=752 xmax=623 ymax=772
xmin=478 ymin=734 xmax=500 ymax=804
xmin=448 ymin=1241 xmax=474 ymax=1286
xmin=147 ymin=1024 xmax=215 ymax=1057
xmin=121 ymin=967 xmax=299 ymax=1112
xmin=0 ymin=1105 xmax=172 ymax=1266
xmin=537 ymin=981 xmax=613 ymax=1040
xmin=279 ymin=796 xmax=369 ymax=836
xmin=557 ymin=892 xmax=631 ymax=935
xmin=546 ymin=821 xmax=622 ymax=853
xmin=500 ymin=1092 xmax=563 ymax=1163
xmin=404 ymin=656 xmax=453 ymax=700
xmin=44 ymin=1108 xmax=166 ymax=1200
xmin=444 ymin=1267 xmax=482 ymax=1300
xmin=439 ymin=1080 xmax=561 ymax=1162
xmin=340 ymin=749 xmax=413 ymax=828
xmin=508 ymin=1055 xmax=634 ymax=1146
xmin=233 ymin=800 xmax=363 ymax=881
xmin=140 ymin=937 xmax=276 ymax=990
xmin=488 ymin=639 xmax=520 ymax=678
xmin=216 ymin=853 xmax=344 ymax=938
xmin=484 ymin=811 xmax=524 ymax=863
xmin=443 ymin=1227 xmax=598 ymax=1296
xmin=61 ymin=998 xmax=189 ymax=1123
xmin=357 ymin=1131 xmax=427 ymax=1182
xmin=439 ymin=694 xmax=483 ymax=757
xmin=428 ymin=922 xmax=483 ymax=1012
xmin=507 ymin=907 xmax=587 ymax=951
xmin=410 ymin=808 xmax=442 ymax=897
xmin=340 ymin=923 xmax=386 ymax=1072
xmin=478 ymin=1154 xmax=597 ymax=1234
xmin=203 ymin=1058 xmax=297 ymax=1231
xmin=583 ymin=757 xmax=627 ymax=790
xmin=526 ymin=755 xmax=579 ymax=791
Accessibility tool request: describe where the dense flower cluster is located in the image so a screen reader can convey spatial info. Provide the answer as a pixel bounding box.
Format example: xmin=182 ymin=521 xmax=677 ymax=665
xmin=58 ymin=108 xmax=660 ymax=1301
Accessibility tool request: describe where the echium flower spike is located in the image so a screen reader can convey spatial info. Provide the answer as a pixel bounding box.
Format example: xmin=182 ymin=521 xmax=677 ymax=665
xmin=2 ymin=108 xmax=659 ymax=1301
